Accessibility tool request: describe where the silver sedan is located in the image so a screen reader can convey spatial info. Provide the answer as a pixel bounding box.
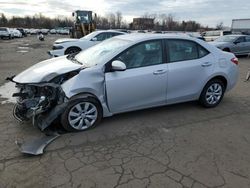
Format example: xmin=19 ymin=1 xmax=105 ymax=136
xmin=11 ymin=34 xmax=239 ymax=132
xmin=209 ymin=35 xmax=250 ymax=55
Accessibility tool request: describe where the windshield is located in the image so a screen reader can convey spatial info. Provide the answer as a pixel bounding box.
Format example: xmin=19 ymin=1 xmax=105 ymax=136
xmin=80 ymin=31 xmax=99 ymax=40
xmin=215 ymin=36 xmax=238 ymax=42
xmin=75 ymin=38 xmax=131 ymax=67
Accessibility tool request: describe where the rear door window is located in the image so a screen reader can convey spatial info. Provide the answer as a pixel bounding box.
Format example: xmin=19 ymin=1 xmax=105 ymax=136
xmin=167 ymin=40 xmax=198 ymax=62
xmin=167 ymin=39 xmax=209 ymax=62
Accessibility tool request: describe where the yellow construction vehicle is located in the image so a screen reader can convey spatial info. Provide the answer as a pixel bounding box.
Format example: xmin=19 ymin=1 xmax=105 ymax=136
xmin=71 ymin=10 xmax=96 ymax=38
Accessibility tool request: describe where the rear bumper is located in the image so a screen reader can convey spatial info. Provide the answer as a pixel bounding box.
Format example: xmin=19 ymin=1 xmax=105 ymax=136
xmin=226 ymin=66 xmax=239 ymax=91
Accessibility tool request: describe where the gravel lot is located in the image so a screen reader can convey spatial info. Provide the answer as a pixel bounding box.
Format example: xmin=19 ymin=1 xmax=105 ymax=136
xmin=0 ymin=35 xmax=250 ymax=188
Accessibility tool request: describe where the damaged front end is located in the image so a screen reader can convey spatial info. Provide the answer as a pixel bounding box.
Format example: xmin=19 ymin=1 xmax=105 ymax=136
xmin=9 ymin=70 xmax=80 ymax=131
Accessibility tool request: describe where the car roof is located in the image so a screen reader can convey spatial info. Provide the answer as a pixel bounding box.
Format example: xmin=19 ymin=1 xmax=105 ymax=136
xmin=115 ymin=33 xmax=193 ymax=43
xmin=94 ymin=30 xmax=125 ymax=34
xmin=225 ymin=34 xmax=247 ymax=37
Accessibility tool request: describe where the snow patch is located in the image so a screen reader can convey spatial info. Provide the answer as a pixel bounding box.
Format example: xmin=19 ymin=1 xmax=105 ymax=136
xmin=0 ymin=82 xmax=17 ymax=104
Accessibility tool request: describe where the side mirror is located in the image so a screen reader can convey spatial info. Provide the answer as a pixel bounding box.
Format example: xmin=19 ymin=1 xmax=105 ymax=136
xmin=111 ymin=60 xmax=126 ymax=71
xmin=91 ymin=37 xmax=97 ymax=41
xmin=234 ymin=41 xmax=240 ymax=45
xmin=72 ymin=12 xmax=74 ymax=17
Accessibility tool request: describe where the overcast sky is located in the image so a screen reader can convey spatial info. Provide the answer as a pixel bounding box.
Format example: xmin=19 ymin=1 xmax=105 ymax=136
xmin=0 ymin=0 xmax=249 ymax=27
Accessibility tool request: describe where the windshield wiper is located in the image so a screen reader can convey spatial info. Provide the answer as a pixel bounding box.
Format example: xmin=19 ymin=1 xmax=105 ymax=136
xmin=67 ymin=53 xmax=82 ymax=65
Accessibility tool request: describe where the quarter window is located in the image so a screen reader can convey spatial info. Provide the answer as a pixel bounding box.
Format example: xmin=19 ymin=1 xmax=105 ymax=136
xmin=198 ymin=45 xmax=209 ymax=58
xmin=117 ymin=40 xmax=163 ymax=69
xmin=168 ymin=40 xmax=198 ymax=62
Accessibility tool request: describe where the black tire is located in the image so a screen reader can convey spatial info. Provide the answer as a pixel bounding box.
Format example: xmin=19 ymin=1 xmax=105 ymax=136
xmin=199 ymin=79 xmax=225 ymax=108
xmin=61 ymin=96 xmax=102 ymax=132
xmin=65 ymin=47 xmax=81 ymax=55
xmin=222 ymin=48 xmax=230 ymax=52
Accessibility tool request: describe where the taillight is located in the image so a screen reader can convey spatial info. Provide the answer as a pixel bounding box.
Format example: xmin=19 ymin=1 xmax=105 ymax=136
xmin=231 ymin=57 xmax=239 ymax=65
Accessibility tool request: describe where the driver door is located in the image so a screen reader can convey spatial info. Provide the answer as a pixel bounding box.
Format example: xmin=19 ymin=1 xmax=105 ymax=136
xmin=231 ymin=36 xmax=246 ymax=54
xmin=105 ymin=40 xmax=168 ymax=114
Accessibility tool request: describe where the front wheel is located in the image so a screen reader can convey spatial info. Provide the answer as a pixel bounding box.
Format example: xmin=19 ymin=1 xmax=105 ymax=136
xmin=61 ymin=97 xmax=102 ymax=132
xmin=65 ymin=47 xmax=81 ymax=55
xmin=199 ymin=79 xmax=225 ymax=108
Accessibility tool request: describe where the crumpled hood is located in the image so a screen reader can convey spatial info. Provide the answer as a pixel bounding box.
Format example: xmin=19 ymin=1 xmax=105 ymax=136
xmin=54 ymin=38 xmax=79 ymax=44
xmin=13 ymin=56 xmax=82 ymax=84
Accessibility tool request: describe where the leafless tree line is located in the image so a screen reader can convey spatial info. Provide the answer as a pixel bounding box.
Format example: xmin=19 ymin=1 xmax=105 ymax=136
xmin=0 ymin=12 xmax=211 ymax=31
xmin=0 ymin=13 xmax=73 ymax=29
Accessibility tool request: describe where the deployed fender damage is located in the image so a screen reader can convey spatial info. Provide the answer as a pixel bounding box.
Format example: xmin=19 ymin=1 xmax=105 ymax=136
xmin=8 ymin=61 xmax=110 ymax=131
xmin=8 ymin=69 xmax=81 ymax=131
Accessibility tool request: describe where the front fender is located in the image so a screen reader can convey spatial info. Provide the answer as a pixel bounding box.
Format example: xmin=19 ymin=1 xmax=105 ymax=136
xmin=61 ymin=66 xmax=112 ymax=117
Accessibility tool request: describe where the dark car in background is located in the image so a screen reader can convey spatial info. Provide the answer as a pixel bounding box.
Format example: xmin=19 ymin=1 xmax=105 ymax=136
xmin=17 ymin=28 xmax=27 ymax=37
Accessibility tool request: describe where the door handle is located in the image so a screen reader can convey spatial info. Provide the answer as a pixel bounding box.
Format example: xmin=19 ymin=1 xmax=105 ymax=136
xmin=153 ymin=69 xmax=167 ymax=75
xmin=202 ymin=62 xmax=212 ymax=67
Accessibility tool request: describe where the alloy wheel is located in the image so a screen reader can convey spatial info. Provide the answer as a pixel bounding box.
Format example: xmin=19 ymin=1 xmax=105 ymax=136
xmin=68 ymin=102 xmax=97 ymax=130
xmin=205 ymin=83 xmax=223 ymax=105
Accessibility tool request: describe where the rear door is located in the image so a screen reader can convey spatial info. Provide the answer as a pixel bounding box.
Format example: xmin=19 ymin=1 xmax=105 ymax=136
xmin=244 ymin=36 xmax=250 ymax=54
xmin=166 ymin=39 xmax=215 ymax=104
xmin=105 ymin=40 xmax=168 ymax=113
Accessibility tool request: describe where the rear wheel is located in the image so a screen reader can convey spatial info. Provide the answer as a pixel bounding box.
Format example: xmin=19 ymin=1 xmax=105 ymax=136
xmin=61 ymin=97 xmax=102 ymax=132
xmin=199 ymin=79 xmax=225 ymax=108
xmin=65 ymin=47 xmax=81 ymax=55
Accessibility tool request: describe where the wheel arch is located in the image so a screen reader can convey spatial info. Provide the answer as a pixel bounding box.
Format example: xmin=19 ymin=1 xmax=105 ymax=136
xmin=208 ymin=75 xmax=228 ymax=89
xmin=199 ymin=74 xmax=228 ymax=97
xmin=69 ymin=92 xmax=103 ymax=116
xmin=64 ymin=46 xmax=82 ymax=55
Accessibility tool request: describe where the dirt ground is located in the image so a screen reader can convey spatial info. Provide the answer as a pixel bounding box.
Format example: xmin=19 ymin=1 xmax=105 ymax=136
xmin=0 ymin=35 xmax=250 ymax=188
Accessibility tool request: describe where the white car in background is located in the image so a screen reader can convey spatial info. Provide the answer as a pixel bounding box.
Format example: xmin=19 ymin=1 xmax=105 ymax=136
xmin=0 ymin=27 xmax=12 ymax=39
xmin=59 ymin=29 xmax=70 ymax=35
xmin=12 ymin=29 xmax=22 ymax=38
xmin=30 ymin=29 xmax=39 ymax=35
xmin=48 ymin=30 xmax=125 ymax=57
xmin=203 ymin=30 xmax=232 ymax=42
xmin=50 ymin=29 xmax=57 ymax=34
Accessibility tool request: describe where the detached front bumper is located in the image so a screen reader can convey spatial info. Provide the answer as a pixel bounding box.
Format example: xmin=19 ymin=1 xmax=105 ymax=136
xmin=12 ymin=82 xmax=68 ymax=131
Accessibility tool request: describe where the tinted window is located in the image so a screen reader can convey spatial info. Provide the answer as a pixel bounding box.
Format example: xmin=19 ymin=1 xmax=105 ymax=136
xmin=168 ymin=40 xmax=199 ymax=62
xmin=223 ymin=31 xmax=232 ymax=35
xmin=245 ymin=36 xmax=250 ymax=42
xmin=111 ymin=32 xmax=123 ymax=37
xmin=117 ymin=40 xmax=163 ymax=69
xmin=235 ymin=36 xmax=246 ymax=43
xmin=95 ymin=33 xmax=107 ymax=41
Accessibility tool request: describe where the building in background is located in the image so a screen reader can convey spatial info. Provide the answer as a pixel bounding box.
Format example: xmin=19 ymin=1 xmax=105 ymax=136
xmin=231 ymin=19 xmax=250 ymax=34
xmin=132 ymin=18 xmax=154 ymax=30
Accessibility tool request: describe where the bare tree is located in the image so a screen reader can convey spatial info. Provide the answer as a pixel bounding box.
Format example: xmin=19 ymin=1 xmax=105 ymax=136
xmin=216 ymin=22 xmax=224 ymax=30
xmin=107 ymin=13 xmax=116 ymax=29
xmin=116 ymin=11 xmax=122 ymax=29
